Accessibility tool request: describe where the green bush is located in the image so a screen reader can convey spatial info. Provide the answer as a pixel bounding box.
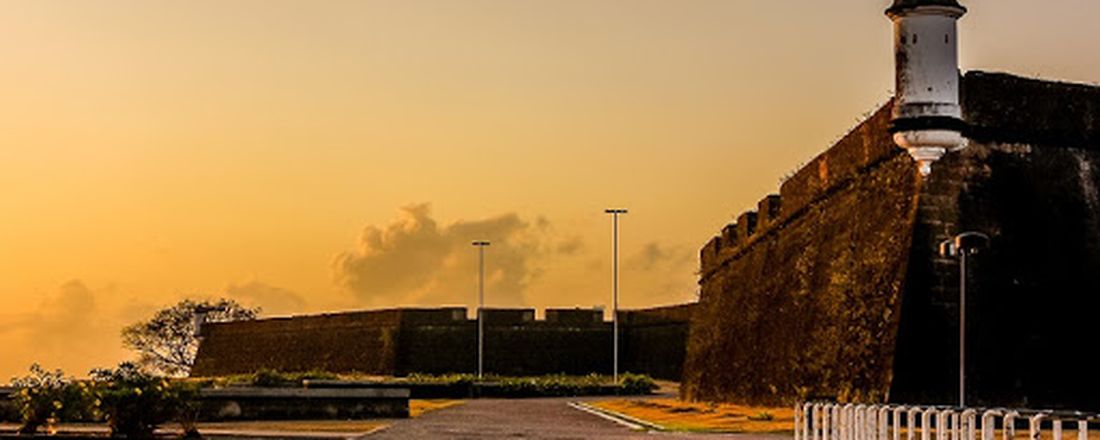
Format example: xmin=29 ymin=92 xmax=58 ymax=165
xmin=90 ymin=362 xmax=197 ymax=438
xmin=249 ymin=369 xmax=339 ymax=387
xmin=404 ymin=373 xmax=477 ymax=386
xmin=9 ymin=364 xmax=94 ymax=434
xmin=403 ymin=372 xmax=657 ymax=397
xmin=619 ymin=373 xmax=658 ymax=395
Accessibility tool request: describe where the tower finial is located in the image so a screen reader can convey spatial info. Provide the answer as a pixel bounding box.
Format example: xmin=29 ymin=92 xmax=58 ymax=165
xmin=886 ymin=0 xmax=968 ymax=176
xmin=887 ymin=0 xmax=966 ymax=17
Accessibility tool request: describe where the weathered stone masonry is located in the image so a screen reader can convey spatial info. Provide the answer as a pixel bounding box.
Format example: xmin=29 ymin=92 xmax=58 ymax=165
xmin=683 ymin=72 xmax=1100 ymax=409
xmin=191 ymin=304 xmax=693 ymax=380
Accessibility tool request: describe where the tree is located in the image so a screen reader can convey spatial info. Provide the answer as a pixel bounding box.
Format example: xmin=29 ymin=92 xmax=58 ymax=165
xmin=121 ymin=299 xmax=259 ymax=376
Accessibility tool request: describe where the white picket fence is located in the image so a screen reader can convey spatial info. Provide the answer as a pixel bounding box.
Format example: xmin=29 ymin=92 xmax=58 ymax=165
xmin=795 ymin=402 xmax=1094 ymax=440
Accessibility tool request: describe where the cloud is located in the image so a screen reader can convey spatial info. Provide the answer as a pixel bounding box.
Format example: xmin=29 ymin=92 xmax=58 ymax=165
xmin=627 ymin=242 xmax=682 ymax=271
xmin=0 ymin=280 xmax=137 ymax=380
xmin=224 ymin=281 xmax=307 ymax=316
xmin=556 ymin=236 xmax=586 ymax=255
xmin=332 ymin=203 xmax=558 ymax=307
xmin=622 ymin=241 xmax=697 ymax=305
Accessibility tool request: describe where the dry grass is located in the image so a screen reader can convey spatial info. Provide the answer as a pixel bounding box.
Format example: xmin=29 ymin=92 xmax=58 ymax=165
xmin=410 ymin=399 xmax=465 ymax=417
xmin=195 ymin=420 xmax=387 ymax=433
xmin=592 ymin=398 xmax=794 ymax=433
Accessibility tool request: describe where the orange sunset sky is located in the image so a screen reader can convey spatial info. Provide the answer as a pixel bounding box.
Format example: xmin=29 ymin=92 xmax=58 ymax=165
xmin=2 ymin=0 xmax=1098 ymax=379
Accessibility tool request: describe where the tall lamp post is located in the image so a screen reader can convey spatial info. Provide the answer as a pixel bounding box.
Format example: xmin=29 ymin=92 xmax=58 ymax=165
xmin=604 ymin=208 xmax=627 ymax=383
xmin=472 ymin=240 xmax=491 ymax=379
xmin=939 ymin=231 xmax=990 ymax=407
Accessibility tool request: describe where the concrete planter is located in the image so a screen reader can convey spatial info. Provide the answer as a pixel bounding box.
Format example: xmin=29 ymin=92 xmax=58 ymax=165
xmin=198 ymin=387 xmax=410 ymax=420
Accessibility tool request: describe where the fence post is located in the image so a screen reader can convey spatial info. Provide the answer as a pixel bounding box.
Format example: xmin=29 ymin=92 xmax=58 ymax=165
xmin=1005 ymin=411 xmax=1020 ymax=440
xmin=962 ymin=409 xmax=978 ymax=440
xmin=1030 ymin=413 xmax=1047 ymax=440
xmin=856 ymin=405 xmax=868 ymax=440
xmin=880 ymin=406 xmax=891 ymax=440
xmin=952 ymin=411 xmax=961 ymax=440
xmin=849 ymin=404 xmax=858 ymax=440
xmin=982 ymin=410 xmax=1003 ymax=440
xmin=909 ymin=408 xmax=923 ymax=440
xmin=940 ymin=410 xmax=956 ymax=440
xmin=872 ymin=405 xmax=881 ymax=440
xmin=835 ymin=405 xmax=843 ymax=440
xmin=923 ymin=408 xmax=937 ymax=440
xmin=804 ymin=403 xmax=815 ymax=440
xmin=814 ymin=405 xmax=823 ymax=440
xmin=800 ymin=404 xmax=809 ymax=440
xmin=894 ymin=407 xmax=907 ymax=440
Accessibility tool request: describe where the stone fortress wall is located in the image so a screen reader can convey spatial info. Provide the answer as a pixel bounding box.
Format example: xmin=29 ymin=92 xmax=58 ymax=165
xmin=191 ymin=303 xmax=693 ymax=381
xmin=682 ymin=71 xmax=1100 ymax=409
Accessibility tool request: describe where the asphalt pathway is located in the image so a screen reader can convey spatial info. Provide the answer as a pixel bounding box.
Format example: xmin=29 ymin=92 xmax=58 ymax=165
xmin=367 ymin=397 xmax=788 ymax=439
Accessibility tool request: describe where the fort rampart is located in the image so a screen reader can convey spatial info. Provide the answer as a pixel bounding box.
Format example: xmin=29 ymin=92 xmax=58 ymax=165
xmin=192 ymin=304 xmax=692 ymax=380
xmin=683 ymin=72 xmax=1100 ymax=409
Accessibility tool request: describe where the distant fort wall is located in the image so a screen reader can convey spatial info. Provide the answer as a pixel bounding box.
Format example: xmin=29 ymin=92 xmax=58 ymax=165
xmin=683 ymin=71 xmax=1100 ymax=408
xmin=191 ymin=304 xmax=693 ymax=380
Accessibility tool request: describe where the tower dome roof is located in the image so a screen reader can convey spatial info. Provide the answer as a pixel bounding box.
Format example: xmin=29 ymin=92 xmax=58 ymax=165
xmin=886 ymin=0 xmax=966 ymax=16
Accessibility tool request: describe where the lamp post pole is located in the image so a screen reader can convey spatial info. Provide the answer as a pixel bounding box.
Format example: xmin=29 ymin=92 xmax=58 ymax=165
xmin=939 ymin=231 xmax=989 ymax=407
xmin=472 ymin=240 xmax=491 ymax=379
xmin=604 ymin=208 xmax=627 ymax=383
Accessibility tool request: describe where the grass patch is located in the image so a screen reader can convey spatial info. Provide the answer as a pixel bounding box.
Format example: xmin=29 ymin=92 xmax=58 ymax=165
xmin=409 ymin=399 xmax=465 ymax=417
xmin=591 ymin=399 xmax=793 ymax=433
xmin=194 ymin=420 xmax=386 ymax=433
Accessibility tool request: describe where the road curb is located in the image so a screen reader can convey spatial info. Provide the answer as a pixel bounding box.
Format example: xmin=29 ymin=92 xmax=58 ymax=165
xmin=567 ymin=401 xmax=666 ymax=432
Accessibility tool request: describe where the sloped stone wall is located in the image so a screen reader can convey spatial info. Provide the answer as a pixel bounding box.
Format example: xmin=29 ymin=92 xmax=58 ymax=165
xmin=683 ymin=71 xmax=1100 ymax=408
xmin=683 ymin=104 xmax=921 ymax=405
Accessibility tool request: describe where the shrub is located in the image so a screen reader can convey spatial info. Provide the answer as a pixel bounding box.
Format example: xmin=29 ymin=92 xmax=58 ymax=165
xmin=9 ymin=364 xmax=93 ymax=434
xmin=618 ymin=373 xmax=658 ymax=395
xmin=90 ymin=362 xmax=196 ymax=438
xmin=404 ymin=373 xmax=477 ymax=386
xmin=403 ymin=373 xmax=657 ymax=398
xmin=249 ymin=369 xmax=339 ymax=387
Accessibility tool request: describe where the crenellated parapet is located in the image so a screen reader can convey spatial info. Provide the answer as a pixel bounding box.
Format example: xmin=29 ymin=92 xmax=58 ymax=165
xmin=756 ymin=195 xmax=782 ymax=229
xmin=699 ymin=103 xmax=901 ymax=279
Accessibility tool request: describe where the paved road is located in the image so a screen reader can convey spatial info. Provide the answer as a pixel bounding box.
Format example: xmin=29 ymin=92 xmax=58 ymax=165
xmin=367 ymin=397 xmax=788 ymax=439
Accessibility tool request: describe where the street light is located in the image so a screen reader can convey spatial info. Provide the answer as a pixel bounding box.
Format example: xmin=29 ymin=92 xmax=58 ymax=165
xmin=472 ymin=240 xmax=491 ymax=379
xmin=939 ymin=231 xmax=990 ymax=407
xmin=604 ymin=208 xmax=628 ymax=383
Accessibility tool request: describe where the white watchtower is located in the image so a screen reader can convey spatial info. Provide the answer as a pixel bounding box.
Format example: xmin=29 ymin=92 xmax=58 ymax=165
xmin=886 ymin=0 xmax=968 ymax=176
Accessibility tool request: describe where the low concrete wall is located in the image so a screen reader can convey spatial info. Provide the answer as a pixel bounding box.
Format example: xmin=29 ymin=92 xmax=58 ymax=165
xmin=0 ymin=387 xmax=15 ymax=423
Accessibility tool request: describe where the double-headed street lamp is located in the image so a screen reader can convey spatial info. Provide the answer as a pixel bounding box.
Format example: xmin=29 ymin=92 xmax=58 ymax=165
xmin=471 ymin=240 xmax=491 ymax=379
xmin=939 ymin=231 xmax=990 ymax=407
xmin=604 ymin=208 xmax=628 ymax=383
